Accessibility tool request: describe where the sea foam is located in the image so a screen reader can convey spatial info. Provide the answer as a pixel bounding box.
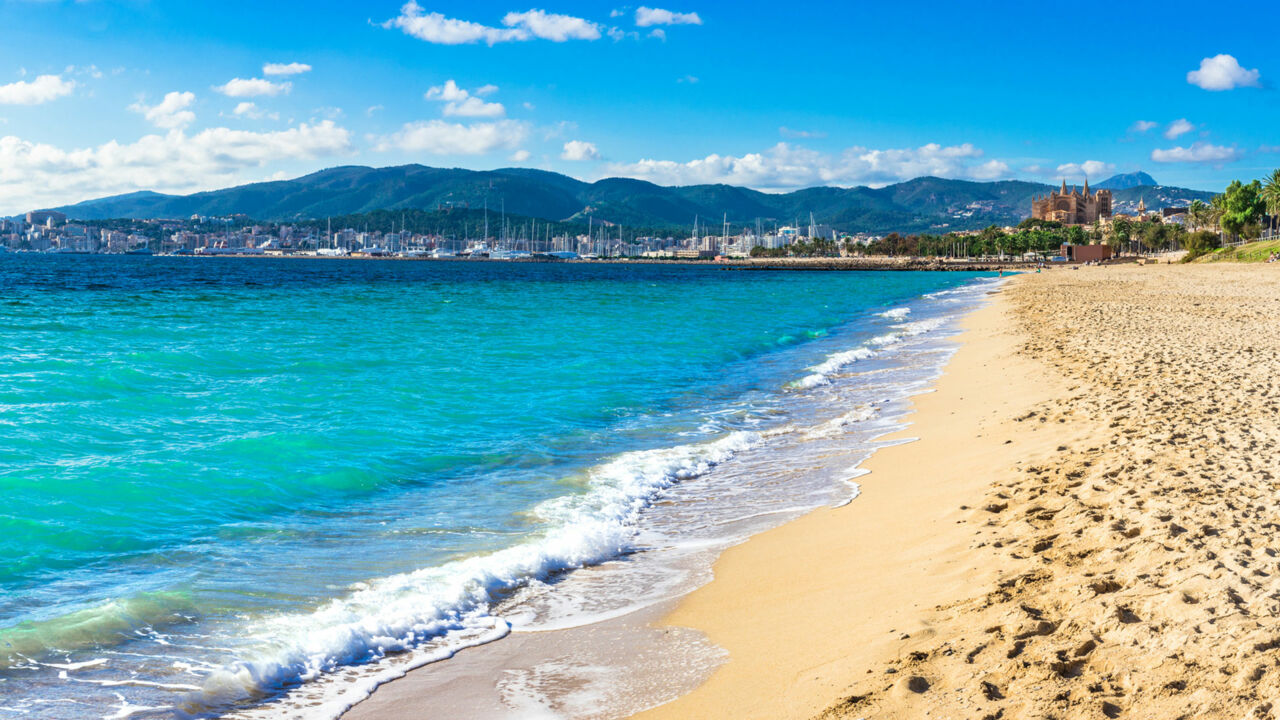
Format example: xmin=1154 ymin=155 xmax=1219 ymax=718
xmin=183 ymin=430 xmax=764 ymax=716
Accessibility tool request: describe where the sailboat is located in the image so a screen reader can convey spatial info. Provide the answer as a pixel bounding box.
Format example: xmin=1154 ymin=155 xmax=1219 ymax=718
xmin=316 ymin=218 xmax=348 ymax=256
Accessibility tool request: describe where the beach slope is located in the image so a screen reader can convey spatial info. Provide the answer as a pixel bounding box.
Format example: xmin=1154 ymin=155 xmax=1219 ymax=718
xmin=640 ymin=265 xmax=1280 ymax=720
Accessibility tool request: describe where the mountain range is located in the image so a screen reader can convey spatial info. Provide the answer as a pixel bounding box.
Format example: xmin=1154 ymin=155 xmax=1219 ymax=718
xmin=45 ymin=166 xmax=1215 ymax=234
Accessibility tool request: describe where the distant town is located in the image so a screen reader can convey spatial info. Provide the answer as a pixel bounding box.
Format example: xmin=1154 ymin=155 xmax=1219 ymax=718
xmin=5 ymin=169 xmax=1268 ymax=264
xmin=4 ymin=209 xmax=922 ymax=260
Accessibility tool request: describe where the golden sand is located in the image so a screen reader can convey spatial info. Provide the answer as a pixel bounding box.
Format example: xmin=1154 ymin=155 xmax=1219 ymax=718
xmin=639 ymin=265 xmax=1280 ymax=720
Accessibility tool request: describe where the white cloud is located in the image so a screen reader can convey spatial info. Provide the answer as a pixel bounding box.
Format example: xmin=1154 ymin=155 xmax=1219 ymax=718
xmin=0 ymin=121 xmax=352 ymax=213
xmin=130 ymin=91 xmax=196 ymax=129
xmin=969 ymin=160 xmax=1010 ymax=180
xmin=366 ymin=104 xmax=384 ymax=117
xmin=66 ymin=64 xmax=103 ymax=80
xmin=425 ymin=79 xmax=506 ymax=118
xmin=425 ymin=79 xmax=469 ymax=103
xmin=0 ymin=74 xmax=75 ymax=105
xmin=383 ymin=2 xmax=600 ymax=45
xmin=214 ymin=77 xmax=292 ymax=97
xmin=604 ymin=142 xmax=1006 ymax=190
xmin=561 ymin=140 xmax=600 ymax=161
xmin=373 ymin=119 xmax=528 ymax=155
xmin=504 ymin=9 xmax=601 ymax=41
xmin=1164 ymin=118 xmax=1194 ymax=140
xmin=1129 ymin=120 xmax=1157 ymax=133
xmin=648 ymin=28 xmax=666 ymax=40
xmin=677 ymin=74 xmax=698 ymax=84
xmin=232 ymin=101 xmax=276 ymax=120
xmin=1055 ymin=160 xmax=1115 ymax=180
xmin=1151 ymin=141 xmax=1243 ymax=164
xmin=1187 ymin=54 xmax=1261 ymax=91
xmin=445 ymin=97 xmax=506 ymax=117
xmin=262 ymin=62 xmax=312 ymax=76
xmin=509 ymin=149 xmax=532 ymax=162
xmin=474 ymin=84 xmax=499 ymax=96
xmin=635 ymin=7 xmax=702 ymax=26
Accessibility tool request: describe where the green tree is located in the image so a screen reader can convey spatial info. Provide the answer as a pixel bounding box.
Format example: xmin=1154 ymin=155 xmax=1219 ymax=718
xmin=1181 ymin=229 xmax=1221 ymax=261
xmin=1261 ymin=168 xmax=1280 ymax=237
xmin=1218 ymin=180 xmax=1265 ymax=239
xmin=1108 ymin=217 xmax=1132 ymax=252
xmin=1186 ymin=199 xmax=1209 ymax=231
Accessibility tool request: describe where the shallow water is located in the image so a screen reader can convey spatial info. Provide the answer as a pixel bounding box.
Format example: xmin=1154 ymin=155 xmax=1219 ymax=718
xmin=0 ymin=256 xmax=995 ymax=718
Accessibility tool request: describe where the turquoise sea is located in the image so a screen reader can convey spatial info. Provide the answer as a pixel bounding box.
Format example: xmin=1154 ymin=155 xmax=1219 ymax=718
xmin=0 ymin=256 xmax=997 ymax=718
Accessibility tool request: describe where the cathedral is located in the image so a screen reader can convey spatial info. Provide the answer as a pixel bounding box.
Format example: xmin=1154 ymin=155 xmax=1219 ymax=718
xmin=1031 ymin=179 xmax=1113 ymax=225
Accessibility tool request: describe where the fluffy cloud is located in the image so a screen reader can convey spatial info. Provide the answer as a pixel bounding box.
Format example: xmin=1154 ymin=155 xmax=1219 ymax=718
xmin=232 ymin=101 xmax=279 ymax=121
xmin=509 ymin=149 xmax=532 ymax=162
xmin=1164 ymin=118 xmax=1194 ymax=140
xmin=0 ymin=121 xmax=352 ymax=213
xmin=561 ymin=140 xmax=600 ymax=161
xmin=383 ymin=2 xmax=600 ymax=45
xmin=214 ymin=77 xmax=292 ymax=97
xmin=129 ymin=91 xmax=196 ymax=129
xmin=635 ymin=7 xmax=702 ymax=26
xmin=262 ymin=62 xmax=312 ymax=76
xmin=505 ymin=9 xmax=601 ymax=41
xmin=1187 ymin=54 xmax=1261 ymax=91
xmin=1151 ymin=142 xmax=1243 ymax=164
xmin=1129 ymin=120 xmax=1157 ymax=133
xmin=0 ymin=74 xmax=75 ymax=105
xmin=1055 ymin=160 xmax=1115 ymax=180
xmin=373 ymin=119 xmax=528 ymax=154
xmin=425 ymin=80 xmax=505 ymax=118
xmin=604 ymin=142 xmax=1007 ymax=190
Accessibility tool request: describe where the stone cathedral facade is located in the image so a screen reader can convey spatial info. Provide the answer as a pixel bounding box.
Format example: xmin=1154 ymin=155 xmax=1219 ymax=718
xmin=1031 ymin=180 xmax=1113 ymax=225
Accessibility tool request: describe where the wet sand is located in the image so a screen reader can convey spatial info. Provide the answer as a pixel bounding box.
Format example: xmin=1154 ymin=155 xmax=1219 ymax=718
xmin=640 ymin=264 xmax=1280 ymax=719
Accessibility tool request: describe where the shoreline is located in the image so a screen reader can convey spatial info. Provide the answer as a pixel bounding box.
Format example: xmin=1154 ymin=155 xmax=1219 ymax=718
xmin=634 ymin=274 xmax=1054 ymax=719
xmin=641 ymin=264 xmax=1280 ymax=720
xmin=330 ymin=274 xmax=1017 ymax=720
xmin=327 ymin=275 xmax=1004 ymax=720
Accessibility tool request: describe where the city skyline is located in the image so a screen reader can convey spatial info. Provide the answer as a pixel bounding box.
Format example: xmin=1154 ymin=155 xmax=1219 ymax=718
xmin=0 ymin=0 xmax=1276 ymax=214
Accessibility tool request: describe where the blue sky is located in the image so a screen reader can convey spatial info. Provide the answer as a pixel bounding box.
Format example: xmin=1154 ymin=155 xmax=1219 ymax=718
xmin=0 ymin=0 xmax=1276 ymax=213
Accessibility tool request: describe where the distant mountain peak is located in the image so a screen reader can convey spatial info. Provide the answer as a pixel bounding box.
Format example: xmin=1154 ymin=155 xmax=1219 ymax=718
xmin=1096 ymin=172 xmax=1158 ymax=191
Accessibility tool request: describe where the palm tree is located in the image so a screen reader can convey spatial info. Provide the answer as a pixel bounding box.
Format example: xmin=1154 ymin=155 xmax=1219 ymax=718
xmin=1187 ymin=199 xmax=1207 ymax=231
xmin=1208 ymin=193 xmax=1227 ymax=240
xmin=1261 ymin=168 xmax=1280 ymax=239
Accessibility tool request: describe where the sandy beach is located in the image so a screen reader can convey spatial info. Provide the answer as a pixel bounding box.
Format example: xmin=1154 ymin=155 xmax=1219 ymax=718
xmin=639 ymin=263 xmax=1280 ymax=720
xmin=340 ymin=263 xmax=1280 ymax=720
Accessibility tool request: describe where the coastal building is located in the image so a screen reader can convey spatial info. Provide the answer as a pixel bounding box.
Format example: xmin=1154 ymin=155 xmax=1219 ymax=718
xmin=1060 ymin=243 xmax=1112 ymax=263
xmin=26 ymin=210 xmax=67 ymax=227
xmin=1031 ymin=180 xmax=1113 ymax=226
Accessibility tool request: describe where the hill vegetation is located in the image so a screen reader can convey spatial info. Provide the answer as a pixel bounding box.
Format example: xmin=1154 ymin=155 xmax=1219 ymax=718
xmin=45 ymin=165 xmax=1213 ymax=235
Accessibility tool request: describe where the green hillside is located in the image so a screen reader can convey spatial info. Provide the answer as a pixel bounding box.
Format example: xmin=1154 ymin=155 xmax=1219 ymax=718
xmin=46 ymin=164 xmax=1215 ymax=234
